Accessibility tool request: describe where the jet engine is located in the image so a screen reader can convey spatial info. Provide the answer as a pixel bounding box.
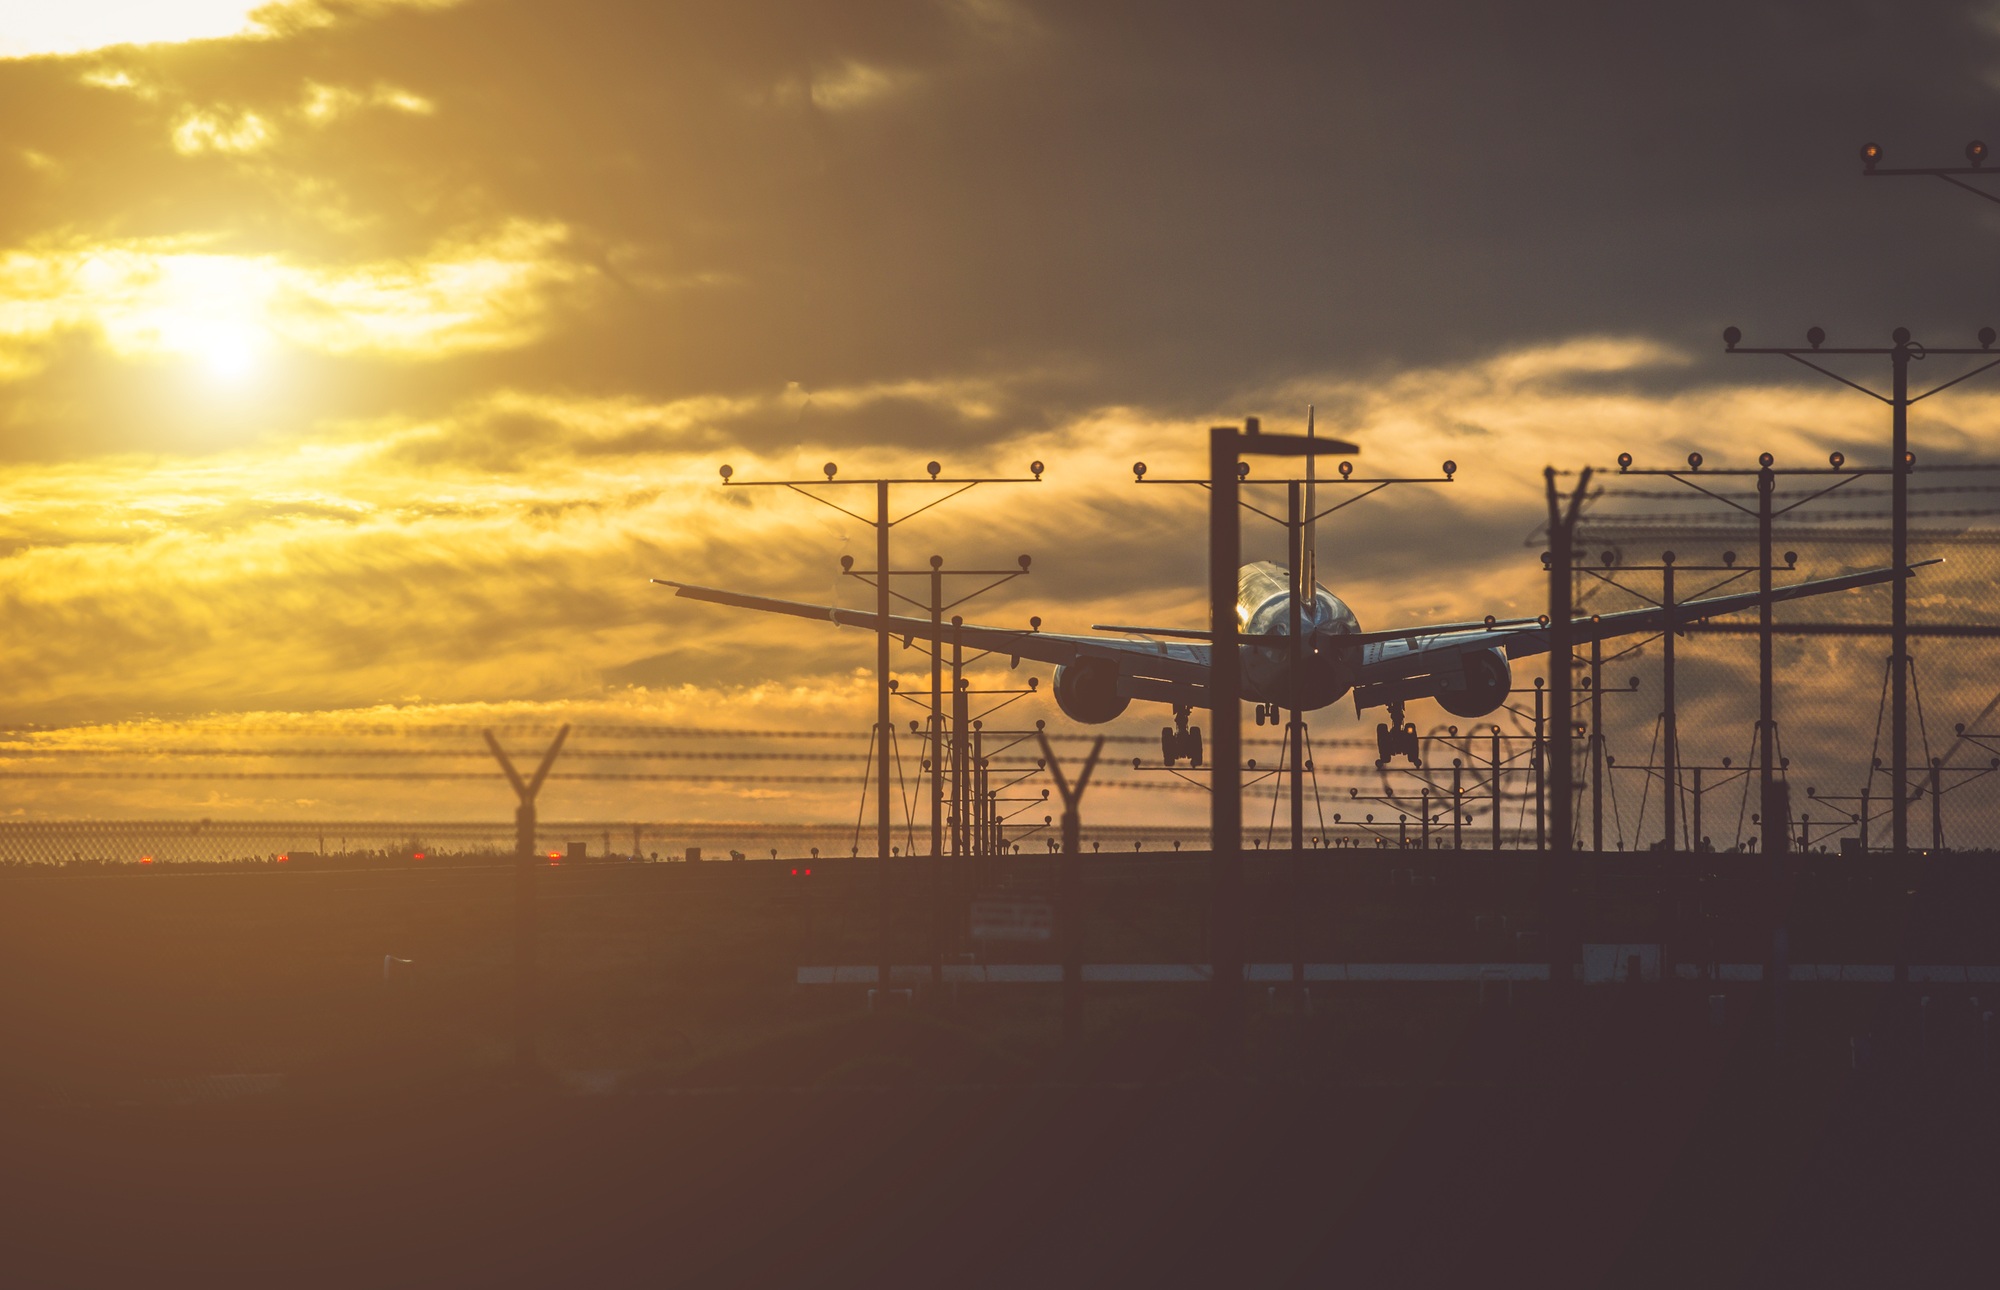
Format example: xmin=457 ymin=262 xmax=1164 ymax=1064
xmin=1052 ymin=657 xmax=1130 ymax=724
xmin=1436 ymin=647 xmax=1511 ymax=718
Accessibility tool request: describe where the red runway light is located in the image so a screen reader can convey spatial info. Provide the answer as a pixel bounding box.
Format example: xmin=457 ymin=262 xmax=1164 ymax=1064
xmin=412 ymin=852 xmax=424 ymax=861
xmin=791 ymin=868 xmax=798 ymax=875
xmin=139 ymin=856 xmax=153 ymax=865
xmin=278 ymin=854 xmax=288 ymax=863
xmin=805 ymin=868 xmax=812 ymax=876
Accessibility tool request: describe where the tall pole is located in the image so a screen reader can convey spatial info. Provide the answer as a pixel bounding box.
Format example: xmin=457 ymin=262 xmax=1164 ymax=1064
xmin=1452 ymin=759 xmax=1463 ymax=850
xmin=1759 ymin=461 xmax=1786 ymax=1049
xmin=485 ymin=725 xmax=568 ymax=1075
xmin=1591 ymin=638 xmax=1604 ymax=853
xmin=1931 ymin=758 xmax=1943 ymax=851
xmin=1759 ymin=463 xmax=1779 ymax=860
xmin=1209 ymin=423 xmax=1244 ymax=1058
xmin=1547 ymin=475 xmax=1578 ymax=854
xmin=952 ymin=619 xmax=966 ymax=860
xmin=1546 ymin=468 xmax=1586 ymax=1004
xmin=1287 ymin=481 xmax=1305 ymax=854
xmin=1692 ymin=767 xmax=1704 ymax=854
xmin=514 ymin=796 xmax=536 ymax=1069
xmin=973 ymin=723 xmax=986 ymax=858
xmin=930 ymin=556 xmax=943 ymax=859
xmin=1040 ymin=732 xmax=1104 ymax=1047
xmin=876 ymin=481 xmax=893 ymax=988
xmin=929 ymin=560 xmax=944 ymax=985
xmin=1533 ymin=681 xmax=1546 ymax=852
xmin=1891 ymin=337 xmax=1911 ymax=857
xmin=1661 ymin=552 xmax=1677 ymax=853
xmin=1491 ymin=725 xmax=1503 ymax=852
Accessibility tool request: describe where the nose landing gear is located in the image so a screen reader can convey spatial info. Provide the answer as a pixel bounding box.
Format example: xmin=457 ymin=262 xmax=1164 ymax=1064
xmin=1162 ymin=705 xmax=1204 ymax=768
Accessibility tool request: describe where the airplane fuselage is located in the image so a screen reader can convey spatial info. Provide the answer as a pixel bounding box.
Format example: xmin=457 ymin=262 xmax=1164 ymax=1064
xmin=1234 ymin=560 xmax=1361 ymax=711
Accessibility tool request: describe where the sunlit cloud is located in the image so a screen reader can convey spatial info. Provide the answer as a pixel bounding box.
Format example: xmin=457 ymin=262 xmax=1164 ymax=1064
xmin=300 ymin=80 xmax=434 ymax=123
xmin=0 ymin=0 xmax=471 ymax=60
xmin=809 ymin=61 xmax=915 ymax=111
xmin=0 ymin=221 xmax=591 ymax=376
xmin=171 ymin=106 xmax=276 ymax=155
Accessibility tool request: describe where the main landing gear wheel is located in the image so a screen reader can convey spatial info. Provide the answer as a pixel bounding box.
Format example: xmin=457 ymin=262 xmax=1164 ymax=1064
xmin=1161 ymin=706 xmax=1204 ymax=768
xmin=1375 ymin=702 xmax=1421 ymax=769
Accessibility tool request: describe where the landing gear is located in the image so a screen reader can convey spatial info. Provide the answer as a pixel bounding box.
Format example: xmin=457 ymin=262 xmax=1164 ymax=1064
xmin=1162 ymin=705 xmax=1204 ymax=768
xmin=1375 ymin=701 xmax=1421 ymax=769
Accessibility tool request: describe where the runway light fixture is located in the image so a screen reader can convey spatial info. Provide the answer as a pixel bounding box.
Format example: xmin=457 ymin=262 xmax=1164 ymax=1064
xmin=1860 ymin=141 xmax=1881 ymax=170
xmin=823 ymin=461 xmax=838 ymax=479
xmin=1722 ymin=326 xmax=1742 ymax=349
xmin=1686 ymin=452 xmax=1703 ymax=471
xmin=1132 ymin=461 xmax=1147 ymax=479
xmin=1030 ymin=460 xmax=1045 ymax=479
xmin=1338 ymin=460 xmax=1354 ymax=478
xmin=926 ymin=461 xmax=941 ymax=478
xmin=1969 ymin=139 xmax=1988 ymax=166
xmin=1759 ymin=451 xmax=1775 ymax=468
xmin=719 ymin=464 xmax=733 ymax=480
xmin=1829 ymin=451 xmax=1845 ymax=469
xmin=1892 ymin=326 xmax=1911 ymax=344
xmin=1617 ymin=451 xmax=1634 ymax=471
xmin=1982 ymin=327 xmax=1996 ymax=350
xmin=1807 ymin=326 xmax=1825 ymax=349
xmin=1442 ymin=460 xmax=1457 ymax=477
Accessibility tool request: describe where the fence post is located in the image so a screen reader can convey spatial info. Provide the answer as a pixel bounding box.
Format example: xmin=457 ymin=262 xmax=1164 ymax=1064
xmin=485 ymin=725 xmax=569 ymax=1074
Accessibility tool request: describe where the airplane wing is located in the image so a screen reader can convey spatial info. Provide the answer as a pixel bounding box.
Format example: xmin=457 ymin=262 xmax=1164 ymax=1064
xmin=655 ymin=580 xmax=1213 ymax=707
xmin=1348 ymin=561 xmax=1937 ymax=694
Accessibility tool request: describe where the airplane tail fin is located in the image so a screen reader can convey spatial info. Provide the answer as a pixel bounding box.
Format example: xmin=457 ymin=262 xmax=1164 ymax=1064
xmin=1302 ymin=405 xmax=1317 ymax=599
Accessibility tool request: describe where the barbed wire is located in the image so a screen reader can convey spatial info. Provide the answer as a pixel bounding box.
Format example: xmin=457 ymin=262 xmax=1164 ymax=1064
xmin=0 ymin=741 xmax=1379 ymax=760
xmin=0 ymin=769 xmax=1213 ymax=790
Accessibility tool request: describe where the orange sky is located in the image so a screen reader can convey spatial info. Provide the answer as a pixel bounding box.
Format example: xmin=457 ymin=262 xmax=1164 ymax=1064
xmin=2 ymin=1 xmax=1998 ymax=841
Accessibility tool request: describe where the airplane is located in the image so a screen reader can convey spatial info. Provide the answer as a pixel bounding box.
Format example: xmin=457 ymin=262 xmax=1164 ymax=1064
xmin=656 ymin=442 xmax=1934 ymax=770
xmin=658 ymin=554 xmax=1929 ymax=770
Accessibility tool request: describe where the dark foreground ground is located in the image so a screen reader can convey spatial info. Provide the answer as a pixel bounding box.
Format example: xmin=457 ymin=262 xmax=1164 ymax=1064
xmin=0 ymin=855 xmax=1995 ymax=1287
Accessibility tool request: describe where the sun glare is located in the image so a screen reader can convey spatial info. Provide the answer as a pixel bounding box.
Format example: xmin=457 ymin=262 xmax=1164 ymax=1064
xmin=0 ymin=1 xmax=469 ymax=60
xmin=188 ymin=317 xmax=267 ymax=383
xmin=0 ymin=2 xmax=268 ymax=59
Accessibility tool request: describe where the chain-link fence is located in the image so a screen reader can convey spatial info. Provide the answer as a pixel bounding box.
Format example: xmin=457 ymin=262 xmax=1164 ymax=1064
xmin=1569 ymin=467 xmax=2000 ymax=853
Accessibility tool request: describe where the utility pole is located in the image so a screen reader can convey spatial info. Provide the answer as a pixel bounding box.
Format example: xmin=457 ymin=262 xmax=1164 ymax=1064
xmin=1546 ymin=469 xmax=1591 ymax=1001
xmin=1533 ymin=679 xmax=1546 ymax=852
xmin=484 ymin=724 xmax=569 ymax=1074
xmin=1205 ymin=418 xmax=1355 ymax=1061
xmin=847 ymin=553 xmax=1031 ymax=859
xmin=1660 ymin=551 xmax=1677 ymax=853
xmin=1590 ymin=639 xmax=1604 ymax=853
xmin=1722 ymin=326 xmax=1999 ymax=857
xmin=708 ymin=459 xmax=1041 ymax=988
xmin=1491 ymin=725 xmax=1503 ymax=852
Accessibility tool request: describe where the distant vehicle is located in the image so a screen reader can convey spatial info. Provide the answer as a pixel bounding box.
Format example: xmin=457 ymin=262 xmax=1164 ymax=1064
xmin=660 ymin=462 xmax=1931 ymax=768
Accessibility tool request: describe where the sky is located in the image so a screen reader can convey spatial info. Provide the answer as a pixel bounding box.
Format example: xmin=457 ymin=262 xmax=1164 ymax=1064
xmin=2 ymin=0 xmax=1999 ymax=841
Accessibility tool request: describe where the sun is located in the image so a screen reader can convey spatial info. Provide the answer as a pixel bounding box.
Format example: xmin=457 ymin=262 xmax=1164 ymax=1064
xmin=190 ymin=317 xmax=266 ymax=382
